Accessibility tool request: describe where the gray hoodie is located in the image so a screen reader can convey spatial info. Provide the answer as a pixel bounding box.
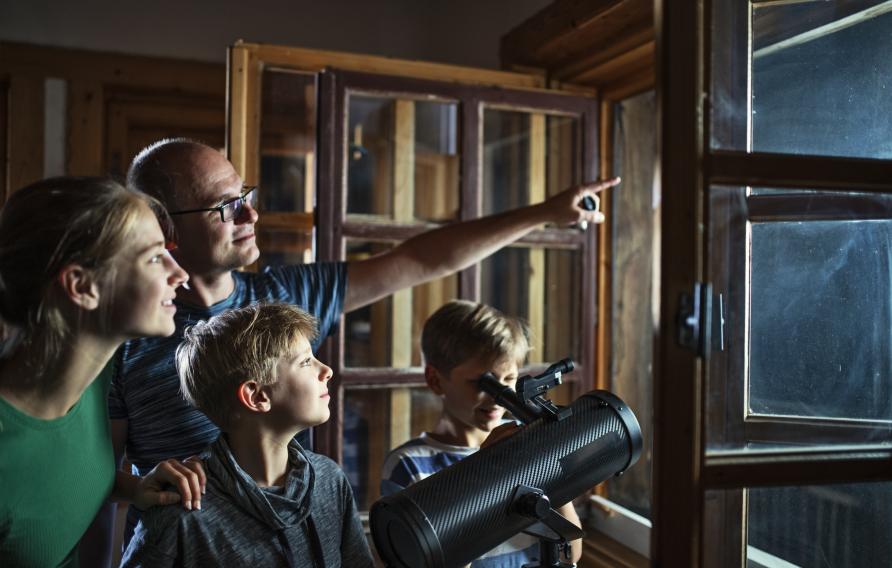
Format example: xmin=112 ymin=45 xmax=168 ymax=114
xmin=121 ymin=435 xmax=374 ymax=568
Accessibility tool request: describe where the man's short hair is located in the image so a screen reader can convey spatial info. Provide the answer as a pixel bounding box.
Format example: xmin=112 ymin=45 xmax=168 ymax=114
xmin=421 ymin=300 xmax=530 ymax=375
xmin=176 ymin=303 xmax=318 ymax=428
xmin=126 ymin=137 xmax=207 ymax=208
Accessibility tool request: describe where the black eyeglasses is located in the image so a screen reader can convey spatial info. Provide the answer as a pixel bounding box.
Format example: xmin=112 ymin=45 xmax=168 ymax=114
xmin=168 ymin=186 xmax=258 ymax=223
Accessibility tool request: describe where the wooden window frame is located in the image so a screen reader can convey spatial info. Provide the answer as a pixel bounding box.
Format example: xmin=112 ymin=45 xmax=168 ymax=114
xmin=314 ymin=67 xmax=601 ymax=463
xmin=655 ymin=1 xmax=892 ymax=565
xmin=226 ymin=45 xmax=605 ymax=519
xmin=719 ymin=190 xmax=892 ymax=449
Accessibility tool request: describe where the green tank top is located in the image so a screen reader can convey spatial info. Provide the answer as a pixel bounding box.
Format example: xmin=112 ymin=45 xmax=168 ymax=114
xmin=0 ymin=363 xmax=115 ymax=567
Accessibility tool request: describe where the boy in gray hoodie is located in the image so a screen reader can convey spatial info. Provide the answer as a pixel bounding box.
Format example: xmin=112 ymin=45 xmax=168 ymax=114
xmin=121 ymin=304 xmax=374 ymax=568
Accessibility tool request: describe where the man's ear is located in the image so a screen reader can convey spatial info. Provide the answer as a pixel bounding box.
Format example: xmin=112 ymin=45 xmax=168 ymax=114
xmin=57 ymin=264 xmax=101 ymax=311
xmin=425 ymin=365 xmax=446 ymax=396
xmin=237 ymin=381 xmax=273 ymax=413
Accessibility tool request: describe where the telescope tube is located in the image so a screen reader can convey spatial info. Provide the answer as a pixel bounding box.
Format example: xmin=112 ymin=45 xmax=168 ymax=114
xmin=370 ymin=390 xmax=642 ymax=568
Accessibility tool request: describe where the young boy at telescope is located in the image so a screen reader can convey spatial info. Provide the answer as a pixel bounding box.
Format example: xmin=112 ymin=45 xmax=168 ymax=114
xmin=120 ymin=304 xmax=374 ymax=567
xmin=381 ymin=300 xmax=583 ymax=566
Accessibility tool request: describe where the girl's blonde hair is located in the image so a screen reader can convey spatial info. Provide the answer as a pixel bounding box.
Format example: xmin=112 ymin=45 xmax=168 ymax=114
xmin=0 ymin=176 xmax=172 ymax=371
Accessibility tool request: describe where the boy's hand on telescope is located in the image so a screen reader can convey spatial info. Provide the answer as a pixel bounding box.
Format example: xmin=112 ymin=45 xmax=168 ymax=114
xmin=133 ymin=456 xmax=206 ymax=512
xmin=480 ymin=422 xmax=521 ymax=449
xmin=537 ymin=178 xmax=619 ymax=227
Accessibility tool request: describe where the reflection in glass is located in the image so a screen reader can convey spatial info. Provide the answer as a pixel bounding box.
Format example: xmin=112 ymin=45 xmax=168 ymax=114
xmin=711 ymin=0 xmax=892 ymax=158
xmin=260 ymin=70 xmax=316 ymax=213
xmin=706 ymin=483 xmax=892 ymax=568
xmin=479 ymin=247 xmax=581 ymax=364
xmin=256 ymin=226 xmax=312 ymax=268
xmin=750 ymin=219 xmax=892 ymax=421
xmin=342 ymin=386 xmax=441 ymax=511
xmin=751 ymin=2 xmax=892 ymax=158
xmin=346 ymin=95 xmax=459 ymax=222
xmin=706 ymin=186 xmax=892 ymax=451
xmin=344 ymin=240 xmax=457 ymax=368
xmin=483 ymin=110 xmax=580 ymax=216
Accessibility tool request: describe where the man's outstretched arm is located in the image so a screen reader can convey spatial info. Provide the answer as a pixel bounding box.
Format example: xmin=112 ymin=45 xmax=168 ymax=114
xmin=343 ymin=179 xmax=618 ymax=313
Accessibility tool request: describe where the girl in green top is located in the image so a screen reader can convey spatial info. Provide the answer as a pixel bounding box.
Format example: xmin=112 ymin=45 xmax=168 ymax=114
xmin=0 ymin=177 xmax=205 ymax=567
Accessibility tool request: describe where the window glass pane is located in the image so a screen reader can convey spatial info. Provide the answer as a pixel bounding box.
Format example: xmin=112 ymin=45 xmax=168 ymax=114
xmin=750 ymin=219 xmax=892 ymax=421
xmin=607 ymin=90 xmax=656 ymax=518
xmin=705 ymin=483 xmax=892 ymax=568
xmin=342 ymin=386 xmax=441 ymax=512
xmin=706 ymin=186 xmax=892 ymax=451
xmin=482 ymin=109 xmax=580 ymax=216
xmin=711 ymin=0 xmax=892 ymax=158
xmin=346 ymin=95 xmax=459 ymax=223
xmin=260 ymin=69 xmax=316 ymax=213
xmin=256 ymin=225 xmax=312 ymax=267
xmin=479 ymin=246 xmax=581 ymax=365
xmin=344 ymin=239 xmax=457 ymax=368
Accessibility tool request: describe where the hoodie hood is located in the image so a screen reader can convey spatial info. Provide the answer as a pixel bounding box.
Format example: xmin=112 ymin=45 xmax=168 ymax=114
xmin=204 ymin=435 xmax=315 ymax=532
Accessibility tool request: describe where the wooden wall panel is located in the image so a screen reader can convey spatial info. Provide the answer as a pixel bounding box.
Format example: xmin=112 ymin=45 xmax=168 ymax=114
xmin=66 ymin=80 xmax=104 ymax=176
xmin=609 ymin=90 xmax=656 ymax=515
xmin=7 ymin=75 xmax=43 ymax=192
xmin=0 ymin=81 xmax=7 ymax=201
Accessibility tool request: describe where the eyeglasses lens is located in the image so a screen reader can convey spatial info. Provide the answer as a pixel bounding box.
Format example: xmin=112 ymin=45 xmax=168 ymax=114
xmin=222 ymin=188 xmax=256 ymax=222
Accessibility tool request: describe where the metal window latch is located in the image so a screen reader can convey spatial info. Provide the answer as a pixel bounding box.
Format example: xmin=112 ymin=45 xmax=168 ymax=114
xmin=676 ymin=282 xmax=725 ymax=359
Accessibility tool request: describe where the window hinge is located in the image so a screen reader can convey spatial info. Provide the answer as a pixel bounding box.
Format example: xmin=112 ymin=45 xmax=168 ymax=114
xmin=676 ymin=282 xmax=725 ymax=359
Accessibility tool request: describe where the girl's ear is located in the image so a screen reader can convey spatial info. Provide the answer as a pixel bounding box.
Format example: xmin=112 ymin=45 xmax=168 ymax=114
xmin=237 ymin=380 xmax=273 ymax=413
xmin=425 ymin=365 xmax=446 ymax=396
xmin=57 ymin=264 xmax=101 ymax=311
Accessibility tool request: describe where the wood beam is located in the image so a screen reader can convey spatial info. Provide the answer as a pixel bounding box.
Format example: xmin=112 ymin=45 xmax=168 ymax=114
xmin=552 ymin=23 xmax=654 ymax=82
xmin=501 ymin=0 xmax=653 ymax=68
xmin=704 ymin=447 xmax=892 ymax=489
xmin=651 ymin=0 xmax=705 ymax=564
xmin=226 ymin=45 xmax=261 ymax=183
xmin=708 ymin=151 xmax=892 ymax=193
xmin=528 ymin=113 xmax=546 ymax=359
xmin=601 ymin=67 xmax=656 ymax=102
xmin=569 ymin=42 xmax=654 ymax=86
xmin=387 ymin=99 xmax=416 ymax=449
xmin=238 ymin=41 xmax=543 ymax=90
xmin=0 ymin=41 xmax=223 ymax=96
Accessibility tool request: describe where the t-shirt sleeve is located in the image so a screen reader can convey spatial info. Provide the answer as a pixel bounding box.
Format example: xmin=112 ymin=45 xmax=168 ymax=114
xmin=107 ymin=347 xmax=128 ymax=420
xmin=380 ymin=452 xmax=416 ymax=496
xmin=267 ymin=262 xmax=347 ymax=348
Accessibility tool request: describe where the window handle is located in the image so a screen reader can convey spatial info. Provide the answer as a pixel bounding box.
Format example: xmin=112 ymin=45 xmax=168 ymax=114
xmin=676 ymin=282 xmax=725 ymax=359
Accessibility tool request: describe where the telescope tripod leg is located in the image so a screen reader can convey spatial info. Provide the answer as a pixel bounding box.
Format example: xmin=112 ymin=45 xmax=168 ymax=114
xmin=521 ymin=539 xmax=574 ymax=568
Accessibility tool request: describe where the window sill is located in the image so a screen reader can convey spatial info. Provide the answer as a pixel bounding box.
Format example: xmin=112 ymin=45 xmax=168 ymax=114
xmin=586 ymin=495 xmax=651 ymax=559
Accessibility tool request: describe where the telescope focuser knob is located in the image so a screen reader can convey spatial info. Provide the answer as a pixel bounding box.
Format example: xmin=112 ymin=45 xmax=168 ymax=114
xmin=516 ymin=490 xmax=552 ymax=519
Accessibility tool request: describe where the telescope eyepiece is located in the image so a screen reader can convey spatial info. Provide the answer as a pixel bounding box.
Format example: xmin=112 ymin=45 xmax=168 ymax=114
xmin=545 ymin=358 xmax=574 ymax=375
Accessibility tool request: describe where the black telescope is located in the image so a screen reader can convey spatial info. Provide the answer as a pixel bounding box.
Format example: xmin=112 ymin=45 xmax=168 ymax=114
xmin=370 ymin=381 xmax=642 ymax=568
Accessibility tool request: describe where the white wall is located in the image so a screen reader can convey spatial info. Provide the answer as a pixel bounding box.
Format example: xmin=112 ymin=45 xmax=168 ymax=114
xmin=0 ymin=0 xmax=551 ymax=68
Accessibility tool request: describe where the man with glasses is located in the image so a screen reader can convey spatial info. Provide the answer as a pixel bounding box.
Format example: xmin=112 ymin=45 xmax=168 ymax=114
xmin=104 ymin=138 xmax=615 ymax=555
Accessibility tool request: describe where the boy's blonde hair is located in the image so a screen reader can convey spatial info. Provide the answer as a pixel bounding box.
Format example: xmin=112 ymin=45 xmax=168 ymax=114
xmin=176 ymin=303 xmax=318 ymax=428
xmin=421 ymin=300 xmax=530 ymax=375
